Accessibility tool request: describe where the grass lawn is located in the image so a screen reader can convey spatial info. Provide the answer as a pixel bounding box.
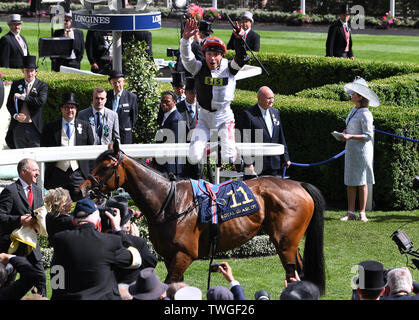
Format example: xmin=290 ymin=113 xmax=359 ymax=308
xmin=1 ymin=21 xmax=418 ymax=73
xmin=42 ymin=209 xmax=419 ymax=300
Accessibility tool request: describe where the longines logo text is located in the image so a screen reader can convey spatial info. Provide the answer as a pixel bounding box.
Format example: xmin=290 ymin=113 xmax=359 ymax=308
xmin=74 ymin=15 xmax=111 ymax=26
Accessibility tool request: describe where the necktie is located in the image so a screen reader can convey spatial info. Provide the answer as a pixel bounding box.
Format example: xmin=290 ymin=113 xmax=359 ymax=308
xmin=66 ymin=122 xmax=72 ymax=139
xmin=15 ymin=35 xmax=26 ymax=53
xmin=187 ymin=104 xmax=195 ymax=119
xmin=96 ymin=112 xmax=103 ymax=139
xmin=27 ymin=185 xmax=33 ymax=207
xmin=113 ymin=95 xmax=120 ymax=112
xmin=65 ymin=29 xmax=72 ymax=38
xmin=264 ymin=110 xmax=273 ymax=138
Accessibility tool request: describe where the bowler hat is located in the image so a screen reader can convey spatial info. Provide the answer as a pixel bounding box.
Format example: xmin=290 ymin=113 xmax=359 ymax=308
xmin=355 ymin=260 xmax=387 ymax=290
xmin=240 ymin=11 xmax=254 ymax=23
xmin=60 ymin=92 xmax=79 ymax=107
xmin=128 ymin=268 xmax=168 ymax=300
xmin=199 ymin=20 xmax=213 ymax=35
xmin=108 ymin=69 xmax=125 ymax=81
xmin=339 ymin=3 xmax=351 ymax=15
xmin=185 ymin=77 xmax=196 ymax=93
xmin=106 ymin=196 xmax=132 ymax=227
xmin=171 ymin=72 xmax=185 ymax=87
xmin=71 ymin=198 xmax=98 ymax=218
xmin=7 ymin=14 xmax=22 ymax=24
xmin=23 ymin=55 xmax=38 ymax=69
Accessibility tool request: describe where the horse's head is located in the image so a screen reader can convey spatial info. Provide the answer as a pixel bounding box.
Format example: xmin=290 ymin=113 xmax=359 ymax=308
xmin=77 ymin=140 xmax=126 ymax=199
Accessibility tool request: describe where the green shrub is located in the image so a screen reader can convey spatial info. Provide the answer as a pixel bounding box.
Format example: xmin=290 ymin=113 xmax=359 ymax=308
xmin=296 ymin=73 xmax=419 ymax=108
xmin=225 ymin=52 xmax=419 ymax=95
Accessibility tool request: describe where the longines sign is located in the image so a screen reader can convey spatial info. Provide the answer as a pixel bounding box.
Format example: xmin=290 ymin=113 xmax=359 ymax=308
xmin=72 ymin=10 xmax=161 ymax=31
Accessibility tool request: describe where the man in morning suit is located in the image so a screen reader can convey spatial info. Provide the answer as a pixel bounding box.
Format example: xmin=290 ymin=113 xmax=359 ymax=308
xmin=77 ymin=87 xmax=120 ymax=146
xmin=50 ymin=198 xmax=141 ymax=300
xmin=105 ymin=70 xmax=138 ymax=144
xmin=326 ymin=3 xmax=354 ymax=59
xmin=41 ymin=93 xmax=94 ymax=200
xmin=176 ymin=77 xmax=203 ymax=179
xmin=0 ymin=159 xmax=47 ymax=296
xmin=0 ymin=14 xmax=29 ymax=69
xmin=85 ymin=30 xmax=113 ymax=75
xmin=238 ymin=86 xmax=290 ymax=179
xmin=5 ymin=55 xmax=48 ymax=149
xmin=155 ymin=91 xmax=184 ymax=178
xmin=51 ymin=11 xmax=85 ymax=72
xmin=227 ymin=11 xmax=260 ymax=52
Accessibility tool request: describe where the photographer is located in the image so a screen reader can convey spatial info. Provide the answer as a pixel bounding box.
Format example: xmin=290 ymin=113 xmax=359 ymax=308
xmin=207 ymin=261 xmax=246 ymax=300
xmin=382 ymin=267 xmax=419 ymax=300
xmin=50 ymin=198 xmax=142 ymax=300
xmin=0 ymin=253 xmax=45 ymax=300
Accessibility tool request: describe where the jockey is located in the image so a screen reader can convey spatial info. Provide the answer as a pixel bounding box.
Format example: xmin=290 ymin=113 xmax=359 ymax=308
xmin=179 ymin=18 xmax=249 ymax=165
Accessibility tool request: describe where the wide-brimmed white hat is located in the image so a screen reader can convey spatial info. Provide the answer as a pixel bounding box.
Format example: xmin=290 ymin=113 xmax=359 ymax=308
xmin=344 ymin=76 xmax=380 ymax=107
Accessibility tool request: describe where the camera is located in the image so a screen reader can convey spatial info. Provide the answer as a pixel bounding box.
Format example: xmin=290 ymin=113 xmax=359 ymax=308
xmin=99 ymin=206 xmax=116 ymax=232
xmin=391 ymin=229 xmax=419 ymax=269
xmin=167 ymin=48 xmax=179 ymax=57
xmin=210 ymin=263 xmax=226 ymax=273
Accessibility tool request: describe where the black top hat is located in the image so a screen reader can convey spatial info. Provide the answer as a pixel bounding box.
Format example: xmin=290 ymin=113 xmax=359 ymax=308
xmin=171 ymin=72 xmax=185 ymax=87
xmin=199 ymin=20 xmax=214 ymax=35
xmin=106 ymin=196 xmax=132 ymax=227
xmin=339 ymin=3 xmax=351 ymax=15
xmin=60 ymin=92 xmax=79 ymax=107
xmin=185 ymin=77 xmax=196 ymax=93
xmin=23 ymin=55 xmax=38 ymax=69
xmin=108 ymin=69 xmax=125 ymax=81
xmin=355 ymin=261 xmax=387 ymax=290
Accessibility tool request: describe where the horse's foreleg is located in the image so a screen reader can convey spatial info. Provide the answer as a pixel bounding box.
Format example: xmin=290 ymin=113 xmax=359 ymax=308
xmin=164 ymin=251 xmax=193 ymax=284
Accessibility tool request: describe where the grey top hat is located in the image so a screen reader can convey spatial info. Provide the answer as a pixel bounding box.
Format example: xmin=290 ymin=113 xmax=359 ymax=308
xmin=64 ymin=11 xmax=72 ymax=19
xmin=128 ymin=268 xmax=168 ymax=300
xmin=240 ymin=11 xmax=254 ymax=23
xmin=7 ymin=14 xmax=22 ymax=24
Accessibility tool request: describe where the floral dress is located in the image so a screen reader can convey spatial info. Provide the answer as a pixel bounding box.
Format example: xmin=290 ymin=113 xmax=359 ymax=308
xmin=344 ymin=107 xmax=375 ymax=186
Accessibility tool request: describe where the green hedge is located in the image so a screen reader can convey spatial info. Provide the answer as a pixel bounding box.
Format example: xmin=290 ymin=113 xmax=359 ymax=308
xmin=225 ymin=52 xmax=419 ymax=95
xmin=231 ymin=92 xmax=419 ymax=210
xmin=296 ymin=73 xmax=419 ymax=108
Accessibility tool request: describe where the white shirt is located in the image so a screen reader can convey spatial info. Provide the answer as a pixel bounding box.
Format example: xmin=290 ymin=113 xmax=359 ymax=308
xmin=258 ymin=105 xmax=273 ymax=137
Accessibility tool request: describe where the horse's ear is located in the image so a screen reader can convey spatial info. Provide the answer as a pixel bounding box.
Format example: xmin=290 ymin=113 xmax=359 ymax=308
xmin=112 ymin=139 xmax=120 ymax=156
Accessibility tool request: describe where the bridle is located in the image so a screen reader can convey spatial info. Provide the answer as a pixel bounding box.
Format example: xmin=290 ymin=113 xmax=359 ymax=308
xmin=88 ymin=151 xmax=124 ymax=199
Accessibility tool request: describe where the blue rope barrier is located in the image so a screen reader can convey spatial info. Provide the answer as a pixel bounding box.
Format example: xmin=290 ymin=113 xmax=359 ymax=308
xmin=375 ymin=129 xmax=419 ymax=144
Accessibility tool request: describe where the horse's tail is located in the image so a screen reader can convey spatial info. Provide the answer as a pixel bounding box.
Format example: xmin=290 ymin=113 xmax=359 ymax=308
xmin=301 ymin=182 xmax=326 ymax=295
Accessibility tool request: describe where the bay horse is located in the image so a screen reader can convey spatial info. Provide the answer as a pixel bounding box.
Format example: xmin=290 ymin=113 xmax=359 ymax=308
xmin=77 ymin=140 xmax=326 ymax=294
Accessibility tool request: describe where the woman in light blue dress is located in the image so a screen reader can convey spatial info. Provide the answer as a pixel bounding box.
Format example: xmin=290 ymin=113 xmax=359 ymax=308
xmin=339 ymin=77 xmax=380 ymax=222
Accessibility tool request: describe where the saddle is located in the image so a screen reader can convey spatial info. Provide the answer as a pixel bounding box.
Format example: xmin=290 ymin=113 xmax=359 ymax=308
xmin=190 ymin=179 xmax=259 ymax=225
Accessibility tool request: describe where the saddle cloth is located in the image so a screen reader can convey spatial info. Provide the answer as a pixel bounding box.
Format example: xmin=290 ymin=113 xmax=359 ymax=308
xmin=190 ymin=179 xmax=259 ymax=224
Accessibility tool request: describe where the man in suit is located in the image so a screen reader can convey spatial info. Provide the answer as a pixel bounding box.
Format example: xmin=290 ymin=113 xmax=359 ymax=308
xmin=171 ymin=71 xmax=186 ymax=103
xmin=227 ymin=11 xmax=260 ymax=52
xmin=105 ymin=70 xmax=138 ymax=144
xmin=176 ymin=77 xmax=203 ymax=179
xmin=0 ymin=14 xmax=29 ymax=69
xmin=238 ymin=86 xmax=290 ymax=179
xmin=326 ymin=3 xmax=354 ymax=60
xmin=51 ymin=11 xmax=85 ymax=72
xmin=41 ymin=93 xmax=94 ymax=200
xmin=155 ymin=91 xmax=184 ymax=177
xmin=77 ymin=87 xmax=120 ymax=146
xmin=50 ymin=198 xmax=142 ymax=300
xmin=0 ymin=159 xmax=47 ymax=296
xmin=5 ymin=55 xmax=48 ymax=149
xmin=85 ymin=30 xmax=113 ymax=75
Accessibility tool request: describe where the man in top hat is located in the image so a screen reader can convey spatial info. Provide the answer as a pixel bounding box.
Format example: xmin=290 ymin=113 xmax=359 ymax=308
xmin=50 ymin=198 xmax=142 ymax=300
xmin=5 ymin=55 xmax=48 ymax=149
xmin=354 ymin=260 xmax=387 ymax=300
xmin=198 ymin=20 xmax=213 ymax=45
xmin=105 ymin=70 xmax=138 ymax=144
xmin=0 ymin=14 xmax=29 ymax=69
xmin=326 ymin=3 xmax=354 ymax=59
xmin=0 ymin=158 xmax=47 ymax=296
xmin=41 ymin=93 xmax=94 ymax=200
xmin=51 ymin=11 xmax=85 ymax=72
xmin=180 ymin=18 xmax=249 ymax=166
xmin=227 ymin=11 xmax=260 ymax=52
xmin=171 ymin=71 xmax=186 ymax=103
xmin=77 ymin=87 xmax=120 ymax=146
